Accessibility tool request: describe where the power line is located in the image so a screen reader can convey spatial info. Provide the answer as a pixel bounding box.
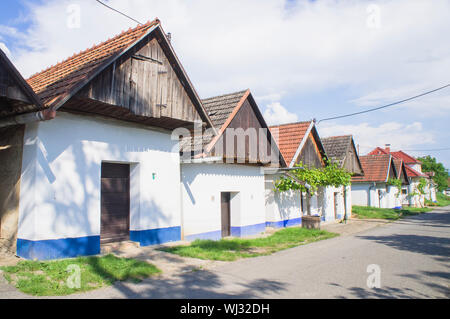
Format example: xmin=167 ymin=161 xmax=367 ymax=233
xmin=317 ymin=83 xmax=450 ymax=123
xmin=95 ymin=0 xmax=143 ymax=25
xmin=402 ymin=147 xmax=450 ymax=152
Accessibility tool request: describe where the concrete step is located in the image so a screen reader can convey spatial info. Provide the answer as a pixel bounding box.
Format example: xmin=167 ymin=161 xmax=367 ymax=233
xmin=101 ymin=240 xmax=140 ymax=254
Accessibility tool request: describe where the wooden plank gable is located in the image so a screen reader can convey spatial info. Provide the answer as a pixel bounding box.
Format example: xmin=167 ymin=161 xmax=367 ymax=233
xmin=208 ymin=94 xmax=282 ymax=165
xmin=294 ymin=131 xmax=325 ymax=168
xmin=76 ymin=35 xmax=201 ymax=125
xmin=342 ymin=140 xmax=364 ymax=175
xmin=0 ymin=50 xmax=42 ymax=118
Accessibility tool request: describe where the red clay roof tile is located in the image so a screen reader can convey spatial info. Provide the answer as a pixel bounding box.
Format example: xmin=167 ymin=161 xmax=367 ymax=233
xmin=26 ymin=19 xmax=160 ymax=108
xmin=352 ymin=154 xmax=392 ymax=183
xmin=269 ymin=121 xmax=312 ymax=165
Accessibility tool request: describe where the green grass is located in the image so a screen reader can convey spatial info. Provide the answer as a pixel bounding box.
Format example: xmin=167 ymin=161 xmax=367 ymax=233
xmin=352 ymin=205 xmax=432 ymax=220
xmin=160 ymin=227 xmax=338 ymax=261
xmin=426 ymin=193 xmax=450 ymax=207
xmin=0 ymin=254 xmax=161 ymax=296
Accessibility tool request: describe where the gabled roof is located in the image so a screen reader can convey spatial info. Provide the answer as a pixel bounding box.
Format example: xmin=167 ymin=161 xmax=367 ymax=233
xmin=393 ymin=158 xmax=410 ymax=185
xmin=25 ymin=19 xmax=214 ymax=128
xmin=405 ymin=165 xmax=427 ymax=178
xmin=352 ymin=154 xmax=396 ymax=183
xmin=322 ymin=135 xmax=364 ymax=175
xmin=181 ymin=89 xmax=285 ymax=166
xmin=269 ymin=121 xmax=313 ymax=166
xmin=368 ymin=147 xmax=421 ymax=164
xmin=203 ymin=90 xmax=249 ymax=130
xmin=321 ymin=135 xmax=351 ymax=167
xmin=27 ymin=20 xmax=159 ymax=108
xmin=0 ymin=49 xmax=43 ymax=114
xmin=391 ymin=151 xmax=421 ymax=165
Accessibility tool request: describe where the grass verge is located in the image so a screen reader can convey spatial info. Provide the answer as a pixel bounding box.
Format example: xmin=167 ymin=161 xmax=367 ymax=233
xmin=0 ymin=254 xmax=161 ymax=296
xmin=352 ymin=205 xmax=432 ymax=220
xmin=160 ymin=227 xmax=338 ymax=261
xmin=426 ymin=193 xmax=450 ymax=207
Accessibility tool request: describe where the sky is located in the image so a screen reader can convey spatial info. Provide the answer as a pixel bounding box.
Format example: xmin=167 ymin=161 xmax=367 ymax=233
xmin=1 ymin=0 xmax=449 ymax=169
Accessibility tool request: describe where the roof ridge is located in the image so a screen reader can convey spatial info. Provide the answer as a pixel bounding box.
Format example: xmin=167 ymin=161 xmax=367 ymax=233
xmin=269 ymin=120 xmax=312 ymax=128
xmin=202 ymin=89 xmax=249 ymax=101
xmin=27 ymin=19 xmax=159 ymax=81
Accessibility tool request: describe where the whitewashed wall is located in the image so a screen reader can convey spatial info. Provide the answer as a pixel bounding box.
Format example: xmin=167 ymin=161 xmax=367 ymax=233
xmin=18 ymin=112 xmax=181 ymax=242
xmin=181 ymin=163 xmax=266 ymax=239
xmin=351 ymin=183 xmax=397 ymax=208
xmin=264 ymin=174 xmax=302 ymax=227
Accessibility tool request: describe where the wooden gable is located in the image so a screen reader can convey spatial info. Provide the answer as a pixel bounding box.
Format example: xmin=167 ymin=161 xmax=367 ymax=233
xmin=0 ymin=50 xmax=42 ymax=119
xmin=208 ymin=93 xmax=283 ymax=166
xmin=342 ymin=140 xmax=364 ymax=175
xmin=68 ymin=32 xmax=203 ymax=130
xmin=294 ymin=130 xmax=325 ymax=169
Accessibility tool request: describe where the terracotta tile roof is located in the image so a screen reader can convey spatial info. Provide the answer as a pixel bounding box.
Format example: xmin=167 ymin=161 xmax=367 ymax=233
xmin=352 ymin=154 xmax=392 ymax=183
xmin=26 ymin=19 xmax=160 ymax=108
xmin=321 ymin=135 xmax=353 ymax=167
xmin=368 ymin=147 xmax=421 ymax=164
xmin=390 ymin=151 xmax=421 ymax=164
xmin=405 ymin=165 xmax=427 ymax=178
xmin=269 ymin=121 xmax=312 ymax=165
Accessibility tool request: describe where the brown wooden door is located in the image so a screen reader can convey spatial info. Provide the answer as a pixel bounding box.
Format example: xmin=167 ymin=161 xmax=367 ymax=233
xmin=221 ymin=192 xmax=231 ymax=237
xmin=101 ymin=163 xmax=130 ymax=244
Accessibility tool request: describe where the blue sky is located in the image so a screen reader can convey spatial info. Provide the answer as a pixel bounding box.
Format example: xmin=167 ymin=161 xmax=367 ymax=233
xmin=1 ymin=0 xmax=449 ymax=169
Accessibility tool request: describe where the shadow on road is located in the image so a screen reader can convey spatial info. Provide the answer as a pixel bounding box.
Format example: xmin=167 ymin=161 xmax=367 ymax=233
xmin=107 ymin=267 xmax=287 ymax=299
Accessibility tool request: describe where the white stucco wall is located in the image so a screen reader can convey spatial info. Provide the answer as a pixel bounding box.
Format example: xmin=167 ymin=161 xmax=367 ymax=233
xmin=351 ymin=183 xmax=397 ymax=209
xmin=264 ymin=174 xmax=302 ymax=226
xmin=18 ymin=112 xmax=181 ymax=241
xmin=181 ymin=163 xmax=266 ymax=239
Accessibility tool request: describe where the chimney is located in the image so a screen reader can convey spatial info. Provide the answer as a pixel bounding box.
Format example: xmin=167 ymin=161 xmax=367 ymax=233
xmin=167 ymin=32 xmax=172 ymax=43
xmin=385 ymin=144 xmax=391 ymax=154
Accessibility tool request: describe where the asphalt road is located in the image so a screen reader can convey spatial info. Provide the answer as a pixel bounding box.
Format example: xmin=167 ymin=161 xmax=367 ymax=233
xmin=72 ymin=206 xmax=449 ymax=299
xmin=2 ymin=207 xmax=449 ymax=299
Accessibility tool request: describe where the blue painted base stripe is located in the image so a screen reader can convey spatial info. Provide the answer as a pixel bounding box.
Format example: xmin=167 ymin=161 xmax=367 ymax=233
xmin=130 ymin=226 xmax=181 ymax=247
xmin=231 ymin=223 xmax=266 ymax=237
xmin=394 ymin=206 xmax=402 ymax=210
xmin=17 ymin=236 xmax=100 ymax=260
xmin=184 ymin=230 xmax=222 ymax=241
xmin=266 ymin=217 xmax=302 ymax=228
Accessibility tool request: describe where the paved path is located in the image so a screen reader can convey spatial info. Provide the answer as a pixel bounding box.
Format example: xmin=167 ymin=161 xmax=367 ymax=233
xmin=1 ymin=207 xmax=449 ymax=299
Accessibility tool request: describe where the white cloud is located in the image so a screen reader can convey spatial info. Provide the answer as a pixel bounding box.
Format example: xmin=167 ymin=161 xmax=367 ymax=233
xmin=318 ymin=121 xmax=435 ymax=156
xmin=0 ymin=42 xmax=11 ymax=58
xmin=2 ymin=0 xmax=449 ymax=100
xmin=263 ymin=102 xmax=298 ymax=126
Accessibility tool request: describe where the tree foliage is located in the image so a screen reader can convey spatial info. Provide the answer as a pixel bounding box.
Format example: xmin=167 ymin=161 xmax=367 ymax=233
xmin=274 ymin=161 xmax=352 ymax=195
xmin=417 ymin=156 xmax=448 ymax=191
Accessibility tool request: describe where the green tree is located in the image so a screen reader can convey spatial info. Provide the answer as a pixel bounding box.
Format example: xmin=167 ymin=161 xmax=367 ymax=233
xmin=417 ymin=156 xmax=449 ymax=192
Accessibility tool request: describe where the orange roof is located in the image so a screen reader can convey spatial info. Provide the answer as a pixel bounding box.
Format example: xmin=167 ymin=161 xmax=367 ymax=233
xmin=368 ymin=147 xmax=421 ymax=164
xmin=269 ymin=121 xmax=312 ymax=165
xmin=27 ymin=19 xmax=160 ymax=108
xmin=405 ymin=165 xmax=427 ymax=178
xmin=352 ymin=154 xmax=393 ymax=183
xmin=390 ymin=151 xmax=421 ymax=164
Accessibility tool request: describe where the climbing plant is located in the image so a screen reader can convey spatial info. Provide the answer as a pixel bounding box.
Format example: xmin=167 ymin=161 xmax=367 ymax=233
xmin=274 ymin=161 xmax=352 ymax=195
xmin=387 ymin=178 xmax=402 ymax=198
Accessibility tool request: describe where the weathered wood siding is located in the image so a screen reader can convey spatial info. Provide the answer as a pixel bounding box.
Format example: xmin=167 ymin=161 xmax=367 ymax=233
xmin=295 ymin=133 xmax=324 ymax=168
xmin=211 ymin=99 xmax=274 ymax=163
xmin=77 ymin=37 xmax=201 ymax=123
xmin=343 ymin=143 xmax=363 ymax=175
xmin=0 ymin=60 xmax=34 ymax=117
